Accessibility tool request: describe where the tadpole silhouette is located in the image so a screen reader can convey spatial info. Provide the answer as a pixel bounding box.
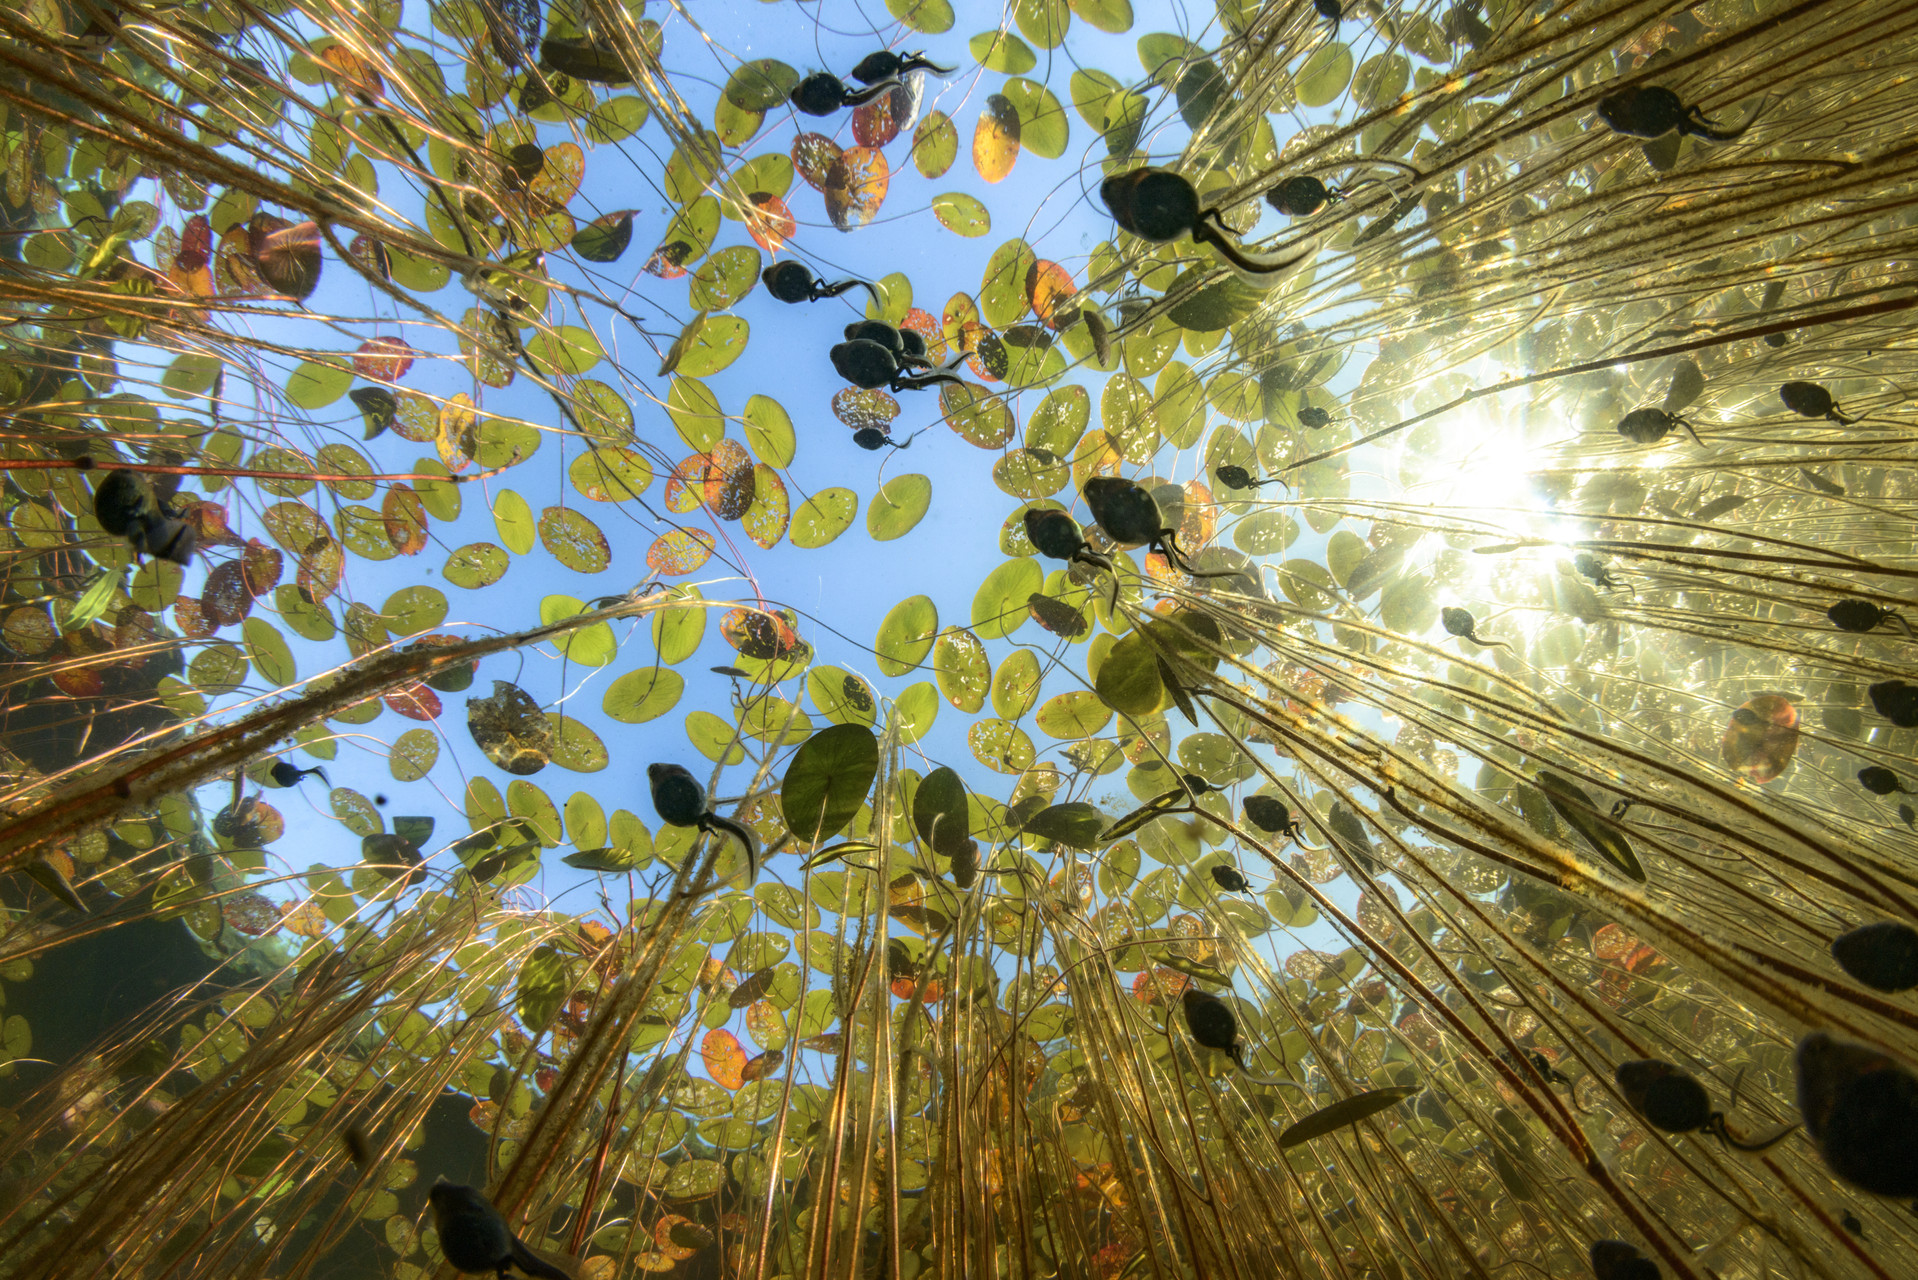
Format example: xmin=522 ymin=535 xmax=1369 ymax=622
xmin=1313 ymin=0 xmax=1343 ymax=25
xmin=1827 ymin=599 xmax=1906 ymax=635
xmin=789 ymin=70 xmax=902 ymax=117
xmin=93 ymin=469 xmax=198 ymax=566
xmin=1589 ymin=1239 xmax=1661 ymax=1280
xmin=1297 ymin=406 xmax=1332 ymax=429
xmin=1831 ymin=921 xmax=1918 ymax=993
xmin=853 ymin=426 xmax=924 ymax=451
xmin=1616 ymin=407 xmax=1702 ymax=447
xmin=1596 ymin=85 xmax=1753 ymax=142
xmin=1082 ymin=477 xmax=1236 ymax=583
xmin=1100 ymin=168 xmax=1304 ymax=276
xmin=849 ymin=50 xmax=955 ymax=83
xmin=1265 ymin=175 xmax=1346 ymax=217
xmin=267 ymin=760 xmax=329 ymax=788
xmin=427 ymin=1180 xmax=572 ymax=1280
xmin=648 ymin=762 xmax=759 ymax=882
xmin=1869 ymin=680 xmax=1918 ymax=728
xmin=1795 ymin=1031 xmax=1918 ymax=1198
xmin=1180 ymin=988 xmax=1300 ymax=1088
xmin=1574 ymin=553 xmax=1622 ymax=589
xmin=1215 ymin=463 xmax=1288 ymax=493
xmin=1500 ymin=1048 xmax=1571 ymax=1087
xmin=1024 ymin=508 xmax=1115 ymax=577
xmin=1442 ymin=606 xmax=1510 ymax=650
xmin=1857 ymin=766 xmax=1908 ymax=796
xmin=1210 ymin=864 xmax=1251 ymax=893
xmin=1779 ymin=380 xmax=1856 ymax=425
xmin=829 ymin=332 xmax=965 ymax=393
xmin=761 ymin=261 xmax=879 ymax=305
xmin=1614 ymin=1058 xmax=1794 ymax=1152
xmin=1243 ymin=795 xmax=1305 ymax=841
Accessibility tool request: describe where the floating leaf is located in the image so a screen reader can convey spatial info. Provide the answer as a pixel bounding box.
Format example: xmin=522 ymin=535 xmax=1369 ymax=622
xmin=791 ymin=133 xmax=843 ymax=191
xmin=352 ymin=337 xmax=415 ymax=383
xmin=647 ymin=529 xmax=717 ymax=576
xmin=876 ymin=594 xmax=939 ymax=676
xmin=743 ymin=466 xmax=790 ymax=549
xmin=935 ymin=627 xmax=990 ymax=712
xmin=970 ymin=30 xmax=1038 ymax=73
xmin=823 ymin=146 xmax=889 ymax=231
xmin=1022 ymin=802 xmax=1106 ymax=850
xmin=1002 ymin=78 xmax=1069 ymax=158
xmin=932 ymin=192 xmax=992 ymax=237
xmin=537 ymin=506 xmax=612 ymax=573
xmin=724 ymin=58 xmax=799 ymax=110
xmin=792 ymin=488 xmax=858 ymax=549
xmin=973 ymin=94 xmax=1021 ymax=183
xmin=1296 ymin=42 xmax=1355 ymax=107
xmin=914 ymin=111 xmax=958 ymax=177
xmin=701 ymin=1028 xmax=748 ymax=1090
xmin=781 ymin=723 xmax=880 ymax=840
xmin=571 ymin=210 xmax=635 ymax=262
xmin=468 ymin=680 xmax=553 ymax=775
xmin=603 ymin=667 xmax=684 ymax=723
xmin=516 ymin=945 xmax=571 ymax=1033
xmin=914 ymin=765 xmax=971 ymax=855
xmin=1278 ymin=1085 xmax=1420 ymax=1148
xmin=833 ymin=387 xmax=901 ymax=432
xmin=972 ymin=557 xmax=1044 ymax=640
xmin=867 ymin=474 xmax=932 ymax=542
xmin=746 ymin=194 xmax=796 ymax=253
xmin=1722 ymin=693 xmax=1800 ymax=784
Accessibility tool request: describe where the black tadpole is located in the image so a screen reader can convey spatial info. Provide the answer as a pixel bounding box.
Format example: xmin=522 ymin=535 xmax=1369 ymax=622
xmin=789 ymin=70 xmax=903 ymax=117
xmin=1614 ymin=1058 xmax=1795 ymax=1153
xmin=1858 ymin=766 xmax=1908 ymax=796
xmin=1210 ymin=864 xmax=1251 ymax=893
xmin=1265 ymin=175 xmax=1345 ymax=218
xmin=1180 ymin=989 xmax=1302 ymax=1089
xmin=1024 ymin=507 xmax=1117 ymax=605
xmin=830 ymin=337 xmax=966 ymax=393
xmin=1869 ymin=680 xmax=1918 ymax=728
xmin=1827 ymin=598 xmax=1906 ymax=635
xmin=1590 ymin=1239 xmax=1662 ymax=1280
xmin=1596 ymin=85 xmax=1754 ymax=143
xmin=1214 ymin=463 xmax=1281 ymax=492
xmin=267 ymin=760 xmax=329 ymax=788
xmin=1616 ymin=407 xmax=1702 ymax=447
xmin=1574 ymin=553 xmax=1622 ymax=589
xmin=648 ymin=762 xmax=759 ymax=883
xmin=853 ymin=427 xmax=924 ymax=451
xmin=1780 ymin=380 xmax=1856 ymax=424
xmin=93 ymin=469 xmax=199 ymax=566
xmin=761 ymin=261 xmax=880 ymax=305
xmin=1441 ymin=606 xmax=1510 ymax=651
xmin=1082 ymin=477 xmax=1239 ymax=587
xmin=1795 ymin=1032 xmax=1918 ymax=1198
xmin=1243 ymin=795 xmax=1304 ymax=841
xmin=428 ymin=1180 xmax=572 ymax=1280
xmin=1100 ymin=168 xmax=1305 ymax=276
xmin=849 ymin=50 xmax=956 ymax=84
xmin=1831 ymin=921 xmax=1918 ymax=993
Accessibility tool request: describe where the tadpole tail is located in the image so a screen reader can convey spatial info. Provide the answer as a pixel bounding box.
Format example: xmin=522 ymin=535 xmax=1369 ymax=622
xmin=1711 ymin=1115 xmax=1798 ymax=1153
xmin=1192 ymin=217 xmax=1308 ymax=277
xmin=701 ymin=813 xmax=760 ymax=885
xmin=841 ymin=76 xmax=903 ymax=106
xmin=1828 ymin=408 xmax=1858 ymax=426
xmin=1231 ymin=1046 xmax=1307 ymax=1090
xmin=1467 ymin=631 xmax=1512 ymax=651
xmin=1162 ymin=532 xmax=1240 ymax=582
xmin=1681 ymin=421 xmax=1706 ymax=447
xmin=820 ymin=277 xmax=883 ymax=305
xmin=895 ymin=370 xmax=969 ymax=392
xmin=1683 ymin=97 xmax=1765 ymax=142
xmin=902 ymin=56 xmax=957 ymax=76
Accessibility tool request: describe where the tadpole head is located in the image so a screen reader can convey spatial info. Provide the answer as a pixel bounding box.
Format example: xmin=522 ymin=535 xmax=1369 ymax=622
xmin=1616 ymin=408 xmax=1676 ymax=444
xmin=1615 ymin=1059 xmax=1712 ymax=1133
xmin=141 ymin=517 xmax=198 ymax=566
xmin=1215 ymin=464 xmax=1256 ymax=491
xmin=849 ymin=51 xmax=903 ymax=84
xmin=1794 ymin=1031 xmax=1918 ymax=1198
xmin=852 ymin=427 xmax=892 ymax=451
xmin=1858 ymin=766 xmax=1902 ymax=796
xmin=1297 ymin=406 xmax=1331 ymax=429
xmin=1242 ymin=794 xmax=1293 ymax=835
xmin=1828 ymin=599 xmax=1888 ymax=633
xmin=1100 ymin=168 xmax=1201 ymax=244
xmin=1266 ymin=175 xmax=1331 ymax=217
xmin=1869 ymin=680 xmax=1918 ymax=728
xmin=1779 ymin=380 xmax=1836 ymax=420
xmin=1313 ymin=0 xmax=1342 ymax=19
xmin=1832 ymin=922 xmax=1918 ymax=993
xmin=830 ymin=339 xmax=899 ymax=389
xmin=93 ymin=469 xmax=159 ymax=539
xmin=1082 ymin=476 xmax=1167 ymax=546
xmin=1589 ymin=1240 xmax=1661 ymax=1280
xmin=1597 ymin=85 xmax=1685 ymax=138
xmin=1024 ymin=507 xmax=1089 ymax=562
xmin=844 ymin=318 xmax=903 ymax=351
xmin=790 ymin=71 xmax=849 ymax=116
xmin=1441 ymin=606 xmax=1477 ymax=638
xmin=1210 ymin=864 xmax=1250 ymax=893
xmin=648 ymin=762 xmax=708 ymax=828
xmin=762 ymin=260 xmax=817 ymax=303
xmin=1180 ymin=988 xmax=1240 ymax=1053
xmin=898 ymin=328 xmax=928 ymax=360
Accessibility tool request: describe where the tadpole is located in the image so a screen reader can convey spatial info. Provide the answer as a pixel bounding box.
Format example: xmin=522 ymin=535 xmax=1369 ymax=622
xmin=1214 ymin=464 xmax=1281 ymax=492
xmin=1857 ymin=766 xmax=1909 ymax=796
xmin=1023 ymin=508 xmax=1116 ymax=602
xmin=1082 ymin=476 xmax=1237 ymax=583
xmin=1616 ymin=407 xmax=1703 ymax=447
xmin=1614 ymin=1058 xmax=1795 ymax=1152
xmin=853 ymin=427 xmax=924 ymax=451
xmin=789 ymin=70 xmax=903 ymax=117
xmin=648 ymin=762 xmax=759 ymax=882
xmin=1596 ymin=85 xmax=1754 ymax=143
xmin=1500 ymin=1048 xmax=1572 ymax=1087
xmin=1242 ymin=795 xmax=1305 ymax=841
xmin=849 ymin=50 xmax=956 ymax=83
xmin=1868 ymin=680 xmax=1918 ymax=728
xmin=1100 ymin=167 xmax=1304 ymax=276
xmin=1589 ymin=1239 xmax=1661 ymax=1280
xmin=93 ymin=469 xmax=199 ymax=566
xmin=1442 ymin=606 xmax=1510 ymax=650
xmin=1297 ymin=406 xmax=1332 ymax=429
xmin=1779 ymin=380 xmax=1856 ymax=425
xmin=267 ymin=760 xmax=330 ymax=788
xmin=1795 ymin=1031 xmax=1918 ymax=1198
xmin=1180 ymin=988 xmax=1300 ymax=1088
xmin=829 ymin=337 xmax=965 ymax=393
xmin=761 ymin=261 xmax=880 ymax=305
xmin=1574 ymin=553 xmax=1622 ymax=589
xmin=1210 ymin=864 xmax=1251 ymax=893
xmin=1265 ymin=175 xmax=1346 ymax=218
xmin=1831 ymin=921 xmax=1918 ymax=993
xmin=1827 ymin=599 xmax=1907 ymax=635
